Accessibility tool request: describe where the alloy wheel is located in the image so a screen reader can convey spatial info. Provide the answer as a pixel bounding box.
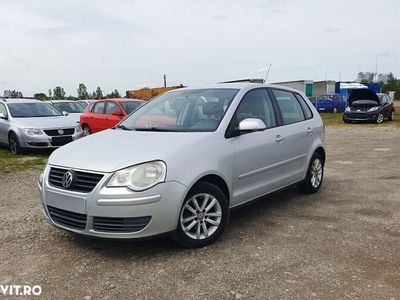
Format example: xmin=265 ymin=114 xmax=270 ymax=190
xmin=180 ymin=193 xmax=222 ymax=240
xmin=310 ymin=158 xmax=323 ymax=188
xmin=83 ymin=126 xmax=91 ymax=136
xmin=377 ymin=113 xmax=384 ymax=124
xmin=9 ymin=135 xmax=17 ymax=154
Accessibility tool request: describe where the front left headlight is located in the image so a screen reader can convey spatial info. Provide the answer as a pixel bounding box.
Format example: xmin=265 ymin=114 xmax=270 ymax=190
xmin=23 ymin=128 xmax=43 ymax=136
xmin=107 ymin=161 xmax=167 ymax=191
xmin=75 ymin=124 xmax=82 ymax=133
xmin=345 ymin=106 xmax=351 ymax=112
xmin=368 ymin=106 xmax=379 ymax=112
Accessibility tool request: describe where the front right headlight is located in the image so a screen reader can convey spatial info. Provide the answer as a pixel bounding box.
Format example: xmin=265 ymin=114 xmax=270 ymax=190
xmin=23 ymin=128 xmax=43 ymax=136
xmin=345 ymin=106 xmax=351 ymax=112
xmin=368 ymin=106 xmax=379 ymax=112
xmin=107 ymin=161 xmax=167 ymax=191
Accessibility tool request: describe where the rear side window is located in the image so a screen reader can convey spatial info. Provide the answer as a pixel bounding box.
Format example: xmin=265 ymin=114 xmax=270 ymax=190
xmin=295 ymin=93 xmax=313 ymax=119
xmin=272 ymin=89 xmax=305 ymax=125
xmin=105 ymin=102 xmax=120 ymax=114
xmin=236 ymin=88 xmax=276 ymax=128
xmin=92 ymin=102 xmax=105 ymax=114
xmin=0 ymin=103 xmax=7 ymax=116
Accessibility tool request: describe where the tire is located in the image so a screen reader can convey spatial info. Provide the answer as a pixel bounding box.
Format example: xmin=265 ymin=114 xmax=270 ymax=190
xmin=82 ymin=125 xmax=91 ymax=136
xmin=343 ymin=116 xmax=351 ymax=124
xmin=388 ymin=111 xmax=394 ymax=121
xmin=298 ymin=152 xmax=324 ymax=194
xmin=333 ymin=107 xmax=338 ymax=114
xmin=173 ymin=182 xmax=229 ymax=248
xmin=8 ymin=132 xmax=23 ymax=155
xmin=376 ymin=113 xmax=384 ymax=124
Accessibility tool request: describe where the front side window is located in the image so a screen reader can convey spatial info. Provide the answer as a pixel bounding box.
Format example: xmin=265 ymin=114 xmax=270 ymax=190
xmin=120 ymin=101 xmax=144 ymax=114
xmin=52 ymin=102 xmax=84 ymax=113
xmin=118 ymin=89 xmax=238 ymax=132
xmin=92 ymin=102 xmax=105 ymax=114
xmin=0 ymin=103 xmax=7 ymax=117
xmin=272 ymin=89 xmax=305 ymax=125
xmin=7 ymin=103 xmax=62 ymax=118
xmin=235 ymin=89 xmax=276 ymax=128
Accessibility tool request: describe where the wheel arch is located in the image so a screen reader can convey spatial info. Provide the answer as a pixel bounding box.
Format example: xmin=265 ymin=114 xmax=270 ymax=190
xmin=187 ymin=174 xmax=230 ymax=205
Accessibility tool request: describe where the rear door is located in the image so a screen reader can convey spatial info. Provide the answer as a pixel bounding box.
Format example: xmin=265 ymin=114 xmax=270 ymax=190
xmin=269 ymin=89 xmax=314 ymax=184
xmin=104 ymin=101 xmax=125 ymax=129
xmin=90 ymin=101 xmax=106 ymax=133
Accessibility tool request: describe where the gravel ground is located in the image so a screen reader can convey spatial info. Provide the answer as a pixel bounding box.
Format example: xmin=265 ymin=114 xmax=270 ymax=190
xmin=0 ymin=126 xmax=399 ymax=299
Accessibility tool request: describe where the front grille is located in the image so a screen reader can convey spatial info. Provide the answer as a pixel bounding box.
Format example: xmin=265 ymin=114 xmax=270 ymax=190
xmin=51 ymin=136 xmax=73 ymax=146
xmin=44 ymin=128 xmax=75 ymax=136
xmin=349 ymin=113 xmax=369 ymax=119
xmin=47 ymin=205 xmax=87 ymax=230
xmin=93 ymin=216 xmax=151 ymax=233
xmin=49 ymin=167 xmax=104 ymax=193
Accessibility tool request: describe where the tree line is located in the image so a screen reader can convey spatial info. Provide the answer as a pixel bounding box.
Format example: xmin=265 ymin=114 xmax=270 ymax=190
xmin=2 ymin=83 xmax=122 ymax=101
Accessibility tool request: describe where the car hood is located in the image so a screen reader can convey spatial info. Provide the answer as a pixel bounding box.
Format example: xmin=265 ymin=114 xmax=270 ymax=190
xmin=348 ymin=89 xmax=380 ymax=106
xmin=48 ymin=129 xmax=211 ymax=173
xmin=12 ymin=116 xmax=79 ymax=129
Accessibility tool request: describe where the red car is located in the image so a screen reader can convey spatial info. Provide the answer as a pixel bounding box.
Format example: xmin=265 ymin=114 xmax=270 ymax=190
xmin=80 ymin=98 xmax=145 ymax=136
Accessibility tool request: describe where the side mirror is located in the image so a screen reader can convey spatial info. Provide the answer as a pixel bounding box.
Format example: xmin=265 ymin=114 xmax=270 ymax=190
xmin=238 ymin=118 xmax=266 ymax=132
xmin=0 ymin=113 xmax=7 ymax=120
xmin=62 ymin=111 xmax=69 ymax=116
xmin=111 ymin=110 xmax=124 ymax=117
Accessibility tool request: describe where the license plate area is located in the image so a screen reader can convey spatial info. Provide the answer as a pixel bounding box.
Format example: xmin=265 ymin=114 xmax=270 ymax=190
xmin=45 ymin=190 xmax=85 ymax=213
xmin=51 ymin=136 xmax=73 ymax=146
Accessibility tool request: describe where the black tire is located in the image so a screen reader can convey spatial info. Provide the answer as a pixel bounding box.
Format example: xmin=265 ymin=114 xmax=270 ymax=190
xmin=173 ymin=182 xmax=229 ymax=248
xmin=82 ymin=125 xmax=91 ymax=136
xmin=298 ymin=152 xmax=324 ymax=194
xmin=333 ymin=107 xmax=338 ymax=114
xmin=343 ymin=116 xmax=351 ymax=124
xmin=388 ymin=111 xmax=394 ymax=121
xmin=8 ymin=132 xmax=23 ymax=155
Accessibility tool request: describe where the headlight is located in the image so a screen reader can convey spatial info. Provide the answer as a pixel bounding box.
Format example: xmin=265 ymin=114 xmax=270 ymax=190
xmin=368 ymin=106 xmax=379 ymax=112
xmin=75 ymin=125 xmax=82 ymax=133
xmin=107 ymin=161 xmax=167 ymax=191
xmin=23 ymin=128 xmax=43 ymax=136
xmin=345 ymin=106 xmax=351 ymax=112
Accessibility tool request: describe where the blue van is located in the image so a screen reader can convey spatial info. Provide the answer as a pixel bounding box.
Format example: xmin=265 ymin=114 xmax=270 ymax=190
xmin=316 ymin=94 xmax=346 ymax=113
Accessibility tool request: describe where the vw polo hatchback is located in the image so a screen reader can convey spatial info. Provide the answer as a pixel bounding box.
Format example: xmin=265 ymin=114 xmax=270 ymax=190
xmin=38 ymin=83 xmax=325 ymax=248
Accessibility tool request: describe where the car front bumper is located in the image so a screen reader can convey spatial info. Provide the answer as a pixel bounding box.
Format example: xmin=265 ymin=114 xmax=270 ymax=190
xmin=20 ymin=132 xmax=83 ymax=149
xmin=343 ymin=112 xmax=378 ymax=121
xmin=38 ymin=165 xmax=187 ymax=239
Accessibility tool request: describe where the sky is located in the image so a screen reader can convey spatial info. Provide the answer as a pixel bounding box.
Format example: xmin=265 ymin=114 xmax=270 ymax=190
xmin=0 ymin=0 xmax=399 ymax=96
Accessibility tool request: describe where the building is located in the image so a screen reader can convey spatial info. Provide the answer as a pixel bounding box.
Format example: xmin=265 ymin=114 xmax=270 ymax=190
xmin=313 ymin=80 xmax=336 ymax=99
xmin=356 ymin=72 xmax=374 ymax=83
xmin=272 ymin=80 xmax=314 ymax=97
xmin=126 ymin=85 xmax=184 ymax=100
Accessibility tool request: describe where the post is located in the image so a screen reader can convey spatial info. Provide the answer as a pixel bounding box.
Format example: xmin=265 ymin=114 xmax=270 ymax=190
xmin=163 ymin=75 xmax=167 ymax=88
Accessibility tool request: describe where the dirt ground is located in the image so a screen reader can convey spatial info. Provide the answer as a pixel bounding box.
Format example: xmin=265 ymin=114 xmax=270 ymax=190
xmin=0 ymin=126 xmax=399 ymax=299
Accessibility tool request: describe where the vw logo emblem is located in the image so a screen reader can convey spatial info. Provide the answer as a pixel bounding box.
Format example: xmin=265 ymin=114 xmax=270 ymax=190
xmin=62 ymin=171 xmax=74 ymax=188
xmin=58 ymin=129 xmax=64 ymax=135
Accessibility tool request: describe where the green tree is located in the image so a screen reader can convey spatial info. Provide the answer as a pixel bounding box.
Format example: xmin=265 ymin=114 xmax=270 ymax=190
xmin=106 ymin=89 xmax=121 ymax=98
xmin=53 ymin=86 xmax=66 ymax=100
xmin=95 ymin=86 xmax=103 ymax=99
xmin=48 ymin=89 xmax=53 ymax=100
xmin=382 ymin=73 xmax=400 ymax=99
xmin=77 ymin=83 xmax=89 ymax=100
xmin=3 ymin=90 xmax=23 ymax=98
xmin=34 ymin=93 xmax=48 ymax=101
xmin=3 ymin=90 xmax=11 ymax=97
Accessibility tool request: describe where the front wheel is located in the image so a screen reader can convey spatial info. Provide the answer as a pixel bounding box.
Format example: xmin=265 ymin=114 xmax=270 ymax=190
xmin=388 ymin=111 xmax=394 ymax=121
xmin=173 ymin=182 xmax=229 ymax=248
xmin=82 ymin=125 xmax=91 ymax=136
xmin=333 ymin=107 xmax=338 ymax=113
xmin=376 ymin=113 xmax=384 ymax=124
xmin=298 ymin=152 xmax=324 ymax=194
xmin=9 ymin=133 xmax=23 ymax=155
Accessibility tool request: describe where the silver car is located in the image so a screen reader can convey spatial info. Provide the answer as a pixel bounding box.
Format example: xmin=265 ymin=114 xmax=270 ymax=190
xmin=38 ymin=84 xmax=325 ymax=248
xmin=0 ymin=98 xmax=83 ymax=154
xmin=49 ymin=100 xmax=85 ymax=124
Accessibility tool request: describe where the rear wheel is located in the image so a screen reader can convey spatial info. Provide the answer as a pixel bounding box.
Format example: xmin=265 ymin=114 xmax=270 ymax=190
xmin=388 ymin=111 xmax=394 ymax=121
xmin=82 ymin=125 xmax=91 ymax=136
xmin=333 ymin=107 xmax=338 ymax=113
xmin=173 ymin=182 xmax=229 ymax=248
xmin=298 ymin=152 xmax=324 ymax=194
xmin=8 ymin=132 xmax=23 ymax=155
xmin=376 ymin=113 xmax=384 ymax=124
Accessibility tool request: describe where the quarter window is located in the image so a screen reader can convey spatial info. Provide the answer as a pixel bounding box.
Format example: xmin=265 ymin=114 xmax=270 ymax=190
xmin=235 ymin=89 xmax=276 ymax=128
xmin=295 ymin=93 xmax=313 ymax=119
xmin=92 ymin=102 xmax=105 ymax=114
xmin=272 ymin=89 xmax=305 ymax=125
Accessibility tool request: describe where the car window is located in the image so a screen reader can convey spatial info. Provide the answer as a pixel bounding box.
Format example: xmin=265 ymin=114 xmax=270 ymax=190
xmin=235 ymin=89 xmax=276 ymax=128
xmin=120 ymin=101 xmax=144 ymax=114
xmin=0 ymin=103 xmax=7 ymax=116
xmin=78 ymin=101 xmax=88 ymax=108
xmin=92 ymin=102 xmax=105 ymax=114
xmin=105 ymin=102 xmax=120 ymax=115
xmin=272 ymin=89 xmax=305 ymax=125
xmin=7 ymin=103 xmax=62 ymax=118
xmin=52 ymin=102 xmax=84 ymax=113
xmin=381 ymin=96 xmax=388 ymax=104
xmin=294 ymin=93 xmax=313 ymax=119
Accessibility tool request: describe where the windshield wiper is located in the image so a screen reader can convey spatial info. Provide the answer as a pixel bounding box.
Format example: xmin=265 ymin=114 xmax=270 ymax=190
xmin=135 ymin=127 xmax=178 ymax=132
xmin=115 ymin=124 xmax=132 ymax=131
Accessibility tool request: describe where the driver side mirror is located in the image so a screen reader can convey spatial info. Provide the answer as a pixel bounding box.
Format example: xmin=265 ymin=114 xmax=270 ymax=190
xmin=62 ymin=111 xmax=69 ymax=116
xmin=111 ymin=110 xmax=124 ymax=117
xmin=0 ymin=113 xmax=7 ymax=120
xmin=238 ymin=118 xmax=266 ymax=132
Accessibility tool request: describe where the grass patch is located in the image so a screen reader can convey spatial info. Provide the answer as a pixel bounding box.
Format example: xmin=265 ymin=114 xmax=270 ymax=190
xmin=319 ymin=112 xmax=399 ymax=127
xmin=0 ymin=147 xmax=48 ymax=174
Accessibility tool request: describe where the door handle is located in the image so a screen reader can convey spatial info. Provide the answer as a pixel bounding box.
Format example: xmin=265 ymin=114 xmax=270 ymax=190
xmin=275 ymin=135 xmax=285 ymax=143
xmin=306 ymin=127 xmax=313 ymax=134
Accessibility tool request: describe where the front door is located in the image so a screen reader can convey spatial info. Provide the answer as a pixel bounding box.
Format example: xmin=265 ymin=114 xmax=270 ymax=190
xmin=0 ymin=103 xmax=9 ymax=144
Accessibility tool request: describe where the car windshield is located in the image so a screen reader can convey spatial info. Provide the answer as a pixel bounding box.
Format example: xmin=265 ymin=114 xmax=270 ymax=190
xmin=118 ymin=89 xmax=239 ymax=132
xmin=52 ymin=102 xmax=84 ymax=113
xmin=8 ymin=103 xmax=62 ymax=118
xmin=120 ymin=101 xmax=145 ymax=114
xmin=351 ymin=100 xmax=379 ymax=106
xmin=78 ymin=101 xmax=88 ymax=108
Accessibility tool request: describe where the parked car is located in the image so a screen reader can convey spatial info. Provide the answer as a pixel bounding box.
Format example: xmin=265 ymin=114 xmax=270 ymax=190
xmin=49 ymin=100 xmax=85 ymax=123
xmin=39 ymin=83 xmax=326 ymax=248
xmin=343 ymin=90 xmax=395 ymax=124
xmin=316 ymin=94 xmax=346 ymax=113
xmin=80 ymin=98 xmax=145 ymax=136
xmin=76 ymin=99 xmax=97 ymax=109
xmin=0 ymin=98 xmax=82 ymax=154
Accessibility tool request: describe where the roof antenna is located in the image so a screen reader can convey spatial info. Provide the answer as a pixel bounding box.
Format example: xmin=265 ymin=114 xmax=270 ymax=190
xmin=263 ymin=63 xmax=272 ymax=83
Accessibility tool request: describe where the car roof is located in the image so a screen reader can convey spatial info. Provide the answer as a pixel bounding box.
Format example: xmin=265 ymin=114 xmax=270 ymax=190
xmin=0 ymin=98 xmax=43 ymax=104
xmin=100 ymin=98 xmax=144 ymax=102
xmin=50 ymin=100 xmax=77 ymax=103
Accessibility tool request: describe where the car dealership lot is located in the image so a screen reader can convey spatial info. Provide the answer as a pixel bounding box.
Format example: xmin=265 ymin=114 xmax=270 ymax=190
xmin=0 ymin=125 xmax=399 ymax=299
